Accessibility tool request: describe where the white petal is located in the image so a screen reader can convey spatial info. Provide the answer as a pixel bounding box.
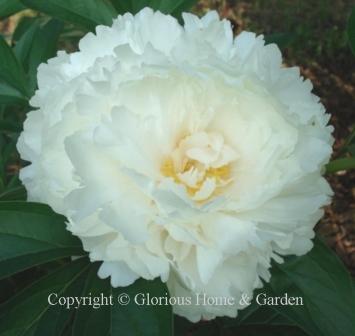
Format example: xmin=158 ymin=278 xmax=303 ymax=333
xmin=98 ymin=261 xmax=139 ymax=287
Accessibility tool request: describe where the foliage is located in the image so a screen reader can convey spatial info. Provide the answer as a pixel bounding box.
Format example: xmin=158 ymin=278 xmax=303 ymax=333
xmin=325 ymin=7 xmax=355 ymax=174
xmin=0 ymin=0 xmax=25 ymax=19
xmin=348 ymin=7 xmax=355 ymax=55
xmin=241 ymin=0 xmax=350 ymax=59
xmin=326 ymin=126 xmax=355 ymax=173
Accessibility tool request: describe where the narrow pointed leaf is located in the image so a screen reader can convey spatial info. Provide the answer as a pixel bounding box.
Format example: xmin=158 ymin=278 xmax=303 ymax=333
xmin=72 ymin=262 xmax=173 ymax=336
xmin=111 ymin=278 xmax=173 ymax=335
xmin=0 ymin=120 xmax=22 ymax=133
xmin=265 ymin=32 xmax=295 ymax=49
xmin=13 ymin=22 xmax=40 ymax=70
xmin=0 ymin=36 xmax=29 ymax=96
xmin=0 ymin=258 xmax=91 ymax=336
xmin=268 ymin=237 xmax=355 ymax=336
xmin=348 ymin=7 xmax=355 ymax=55
xmin=226 ymin=325 xmax=308 ymax=336
xmin=27 ymin=19 xmax=63 ymax=90
xmin=72 ymin=263 xmax=111 ymax=336
xmin=0 ymin=0 xmax=25 ymax=18
xmin=111 ymin=0 xmax=197 ymax=17
xmin=0 ymin=201 xmax=85 ymax=280
xmin=20 ymin=0 xmax=117 ymax=31
xmin=0 ymin=82 xmax=27 ymax=105
xmin=31 ymin=266 xmax=89 ymax=336
xmin=13 ymin=19 xmax=63 ymax=91
xmin=326 ymin=157 xmax=355 ymax=173
xmin=0 ymin=186 xmax=26 ymax=201
xmin=13 ymin=17 xmax=37 ymax=42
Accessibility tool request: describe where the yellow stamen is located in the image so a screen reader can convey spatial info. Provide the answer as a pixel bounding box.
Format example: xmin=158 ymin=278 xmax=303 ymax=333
xmin=160 ymin=157 xmax=232 ymax=199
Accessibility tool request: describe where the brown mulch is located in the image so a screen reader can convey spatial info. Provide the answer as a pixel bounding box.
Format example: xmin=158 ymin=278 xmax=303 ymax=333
xmin=305 ymin=59 xmax=355 ymax=276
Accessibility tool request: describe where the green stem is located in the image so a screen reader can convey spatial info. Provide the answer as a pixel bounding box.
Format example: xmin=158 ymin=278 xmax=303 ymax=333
xmin=326 ymin=157 xmax=355 ymax=173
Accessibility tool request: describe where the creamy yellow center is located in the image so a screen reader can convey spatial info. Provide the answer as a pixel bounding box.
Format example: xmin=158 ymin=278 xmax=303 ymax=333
xmin=161 ymin=132 xmax=238 ymax=202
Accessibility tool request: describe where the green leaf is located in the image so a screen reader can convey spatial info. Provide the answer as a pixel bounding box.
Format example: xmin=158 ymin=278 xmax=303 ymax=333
xmin=0 ymin=0 xmax=25 ymax=18
xmin=0 ymin=81 xmax=27 ymax=105
xmin=0 ymin=258 xmax=91 ymax=336
xmin=217 ymin=292 xmax=305 ymax=335
xmin=111 ymin=278 xmax=173 ymax=335
xmin=72 ymin=263 xmax=173 ymax=336
xmin=13 ymin=19 xmax=63 ymax=91
xmin=2 ymin=260 xmax=173 ymax=335
xmin=6 ymin=175 xmax=23 ymax=190
xmin=20 ymin=0 xmax=117 ymax=31
xmin=224 ymin=325 xmax=307 ymax=336
xmin=31 ymin=266 xmax=88 ymax=336
xmin=110 ymin=0 xmax=151 ymax=13
xmin=0 ymin=278 xmax=16 ymax=303
xmin=174 ymin=316 xmax=194 ymax=336
xmin=338 ymin=124 xmax=355 ymax=156
xmin=27 ymin=19 xmax=63 ymax=90
xmin=348 ymin=7 xmax=355 ymax=55
xmin=0 ymin=120 xmax=22 ymax=133
xmin=326 ymin=157 xmax=355 ymax=173
xmin=188 ymin=322 xmax=220 ymax=336
xmin=0 ymin=186 xmax=26 ymax=201
xmin=111 ymin=0 xmax=198 ymax=17
xmin=1 ymin=139 xmax=17 ymax=165
xmin=268 ymin=237 xmax=355 ymax=336
xmin=237 ymin=305 xmax=294 ymax=326
xmin=170 ymin=0 xmax=197 ymax=18
xmin=0 ymin=186 xmax=27 ymax=202
xmin=72 ymin=263 xmax=111 ymax=336
xmin=13 ymin=21 xmax=39 ymax=70
xmin=347 ymin=144 xmax=355 ymax=156
xmin=0 ymin=201 xmax=85 ymax=280
xmin=12 ymin=17 xmax=37 ymax=42
xmin=0 ymin=36 xmax=29 ymax=97
xmin=265 ymin=32 xmax=295 ymax=49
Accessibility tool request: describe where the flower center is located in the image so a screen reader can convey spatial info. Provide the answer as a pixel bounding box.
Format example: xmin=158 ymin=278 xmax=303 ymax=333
xmin=161 ymin=132 xmax=238 ymax=202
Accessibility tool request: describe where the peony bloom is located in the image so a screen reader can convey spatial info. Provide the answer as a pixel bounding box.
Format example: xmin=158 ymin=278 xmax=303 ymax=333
xmin=17 ymin=8 xmax=333 ymax=321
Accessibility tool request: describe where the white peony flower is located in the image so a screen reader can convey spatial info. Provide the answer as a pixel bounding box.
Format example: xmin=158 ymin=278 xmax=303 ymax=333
xmin=17 ymin=8 xmax=333 ymax=322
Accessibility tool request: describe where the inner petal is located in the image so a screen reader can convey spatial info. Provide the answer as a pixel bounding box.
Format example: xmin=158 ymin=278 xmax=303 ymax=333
xmin=160 ymin=131 xmax=238 ymax=202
